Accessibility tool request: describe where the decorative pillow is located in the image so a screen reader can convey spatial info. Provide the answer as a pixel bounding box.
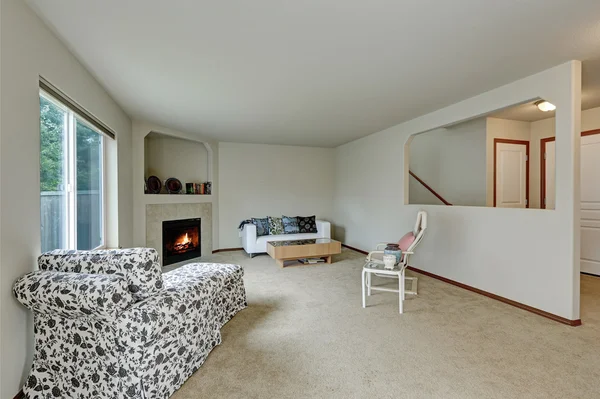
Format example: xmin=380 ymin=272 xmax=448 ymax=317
xmin=251 ymin=217 xmax=269 ymax=237
xmin=398 ymin=231 xmax=416 ymax=251
xmin=268 ymin=216 xmax=284 ymax=235
xmin=281 ymin=215 xmax=300 ymax=234
xmin=297 ymin=215 xmax=318 ymax=233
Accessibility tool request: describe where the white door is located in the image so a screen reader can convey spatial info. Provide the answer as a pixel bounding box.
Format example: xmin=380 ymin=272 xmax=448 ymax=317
xmin=495 ymin=142 xmax=528 ymax=208
xmin=581 ymin=133 xmax=600 ymax=276
xmin=544 ymin=140 xmax=556 ymax=210
xmin=544 ymin=133 xmax=600 ymax=276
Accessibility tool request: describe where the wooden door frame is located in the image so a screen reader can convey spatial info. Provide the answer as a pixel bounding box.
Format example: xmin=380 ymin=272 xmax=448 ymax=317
xmin=540 ymin=137 xmax=555 ymax=209
xmin=493 ymin=138 xmax=530 ymax=208
xmin=541 ymin=129 xmax=600 ymax=209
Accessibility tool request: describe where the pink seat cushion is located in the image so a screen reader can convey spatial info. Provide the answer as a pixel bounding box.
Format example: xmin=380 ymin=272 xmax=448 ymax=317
xmin=398 ymin=231 xmax=415 ymax=251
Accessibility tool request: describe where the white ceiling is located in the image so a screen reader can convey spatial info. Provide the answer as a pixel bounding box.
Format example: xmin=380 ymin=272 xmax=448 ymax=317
xmin=491 ymin=57 xmax=600 ymax=122
xmin=26 ymin=0 xmax=600 ymax=147
xmin=489 ymin=100 xmax=556 ymax=122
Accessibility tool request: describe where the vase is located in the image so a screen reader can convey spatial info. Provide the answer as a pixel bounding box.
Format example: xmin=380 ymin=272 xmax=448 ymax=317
xmin=384 ymin=243 xmax=402 ymax=265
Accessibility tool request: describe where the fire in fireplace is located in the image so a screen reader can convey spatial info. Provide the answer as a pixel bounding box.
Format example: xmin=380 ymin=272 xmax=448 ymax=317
xmin=162 ymin=218 xmax=201 ymax=266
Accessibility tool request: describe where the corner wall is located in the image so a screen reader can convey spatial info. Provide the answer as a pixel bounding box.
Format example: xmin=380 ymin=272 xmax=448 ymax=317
xmin=131 ymin=121 xmax=220 ymax=251
xmin=333 ymin=61 xmax=581 ymax=321
xmin=0 ymin=0 xmax=133 ymax=396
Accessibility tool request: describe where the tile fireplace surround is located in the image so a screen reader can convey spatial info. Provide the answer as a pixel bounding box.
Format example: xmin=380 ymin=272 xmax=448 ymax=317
xmin=146 ymin=203 xmax=212 ymax=265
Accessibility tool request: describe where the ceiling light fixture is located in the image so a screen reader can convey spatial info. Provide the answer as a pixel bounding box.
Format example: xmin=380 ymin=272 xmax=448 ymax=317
xmin=535 ymin=100 xmax=556 ymax=112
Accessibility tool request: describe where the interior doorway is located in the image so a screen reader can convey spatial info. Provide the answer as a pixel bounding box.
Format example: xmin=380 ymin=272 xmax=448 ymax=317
xmin=494 ymin=139 xmax=529 ymax=208
xmin=542 ymin=129 xmax=600 ymax=276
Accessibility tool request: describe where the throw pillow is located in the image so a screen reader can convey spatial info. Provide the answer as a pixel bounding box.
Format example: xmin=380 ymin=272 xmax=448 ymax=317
xmin=397 ymin=231 xmax=416 ymax=251
xmin=281 ymin=215 xmax=300 ymax=234
xmin=268 ymin=216 xmax=284 ymax=235
xmin=297 ymin=215 xmax=318 ymax=233
xmin=251 ymin=217 xmax=269 ymax=237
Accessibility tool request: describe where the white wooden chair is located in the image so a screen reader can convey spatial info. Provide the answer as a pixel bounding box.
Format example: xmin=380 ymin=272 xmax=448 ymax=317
xmin=361 ymin=210 xmax=427 ymax=313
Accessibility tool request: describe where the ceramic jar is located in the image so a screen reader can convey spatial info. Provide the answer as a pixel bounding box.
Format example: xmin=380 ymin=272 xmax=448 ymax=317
xmin=384 ymin=243 xmax=402 ymax=265
xmin=382 ymin=254 xmax=397 ymax=270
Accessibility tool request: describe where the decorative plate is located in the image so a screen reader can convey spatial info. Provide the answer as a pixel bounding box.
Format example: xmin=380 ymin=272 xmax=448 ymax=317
xmin=165 ymin=178 xmax=182 ymax=194
xmin=146 ymin=176 xmax=162 ymax=194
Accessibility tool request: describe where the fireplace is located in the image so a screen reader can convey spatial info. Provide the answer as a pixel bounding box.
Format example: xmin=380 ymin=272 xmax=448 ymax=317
xmin=162 ymin=218 xmax=201 ymax=266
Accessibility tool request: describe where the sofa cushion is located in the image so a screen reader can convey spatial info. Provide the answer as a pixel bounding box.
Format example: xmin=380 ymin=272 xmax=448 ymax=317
xmin=251 ymin=217 xmax=269 ymax=236
xmin=268 ymin=216 xmax=284 ymax=235
xmin=282 ymin=215 xmax=300 ymax=234
xmin=297 ymin=215 xmax=318 ymax=233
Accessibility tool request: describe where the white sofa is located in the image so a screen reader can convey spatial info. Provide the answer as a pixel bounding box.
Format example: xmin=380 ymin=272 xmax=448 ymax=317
xmin=241 ymin=220 xmax=331 ymax=256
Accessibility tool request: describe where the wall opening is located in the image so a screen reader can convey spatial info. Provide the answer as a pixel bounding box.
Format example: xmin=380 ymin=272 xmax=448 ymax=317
xmin=406 ymin=98 xmax=559 ymax=210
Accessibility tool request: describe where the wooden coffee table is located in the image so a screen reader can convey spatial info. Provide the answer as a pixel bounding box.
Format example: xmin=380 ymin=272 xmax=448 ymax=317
xmin=267 ymin=238 xmax=342 ymax=268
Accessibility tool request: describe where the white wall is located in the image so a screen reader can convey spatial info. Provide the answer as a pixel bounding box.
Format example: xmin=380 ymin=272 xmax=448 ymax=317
xmin=218 ymin=142 xmax=335 ymax=249
xmin=581 ymin=106 xmax=600 ymax=132
xmin=144 ymin=133 xmax=209 ymax=187
xmin=408 ymin=177 xmax=444 ymax=205
xmin=409 ymin=118 xmax=487 ymax=206
xmin=0 ymin=0 xmax=132 ymax=396
xmin=485 ymin=117 xmax=532 ymax=206
xmin=333 ymin=61 xmax=581 ymax=321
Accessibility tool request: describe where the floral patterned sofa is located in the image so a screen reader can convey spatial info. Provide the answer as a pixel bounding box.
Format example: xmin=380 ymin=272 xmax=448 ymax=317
xmin=13 ymin=248 xmax=247 ymax=399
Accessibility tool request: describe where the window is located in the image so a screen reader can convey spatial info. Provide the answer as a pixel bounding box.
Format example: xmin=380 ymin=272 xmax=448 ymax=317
xmin=40 ymin=91 xmax=105 ymax=251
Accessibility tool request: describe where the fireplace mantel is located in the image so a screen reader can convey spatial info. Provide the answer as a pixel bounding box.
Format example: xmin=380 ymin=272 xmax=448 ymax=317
xmin=143 ymin=194 xmax=213 ymax=205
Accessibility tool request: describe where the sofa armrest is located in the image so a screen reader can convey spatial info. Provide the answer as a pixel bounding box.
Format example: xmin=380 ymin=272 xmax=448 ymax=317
xmin=37 ymin=248 xmax=163 ymax=300
xmin=241 ymin=223 xmax=257 ymax=253
xmin=13 ymin=270 xmax=134 ymax=320
xmin=316 ymin=220 xmax=331 ymax=239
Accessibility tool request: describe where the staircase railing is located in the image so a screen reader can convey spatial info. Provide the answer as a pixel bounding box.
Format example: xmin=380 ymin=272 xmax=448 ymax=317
xmin=408 ymin=170 xmax=453 ymax=206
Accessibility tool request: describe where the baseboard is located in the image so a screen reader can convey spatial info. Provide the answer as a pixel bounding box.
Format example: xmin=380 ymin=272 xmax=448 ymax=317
xmin=581 ymin=272 xmax=600 ymax=278
xmin=341 ymin=244 xmax=368 ymax=255
xmin=212 ymin=247 xmax=244 ymax=254
xmin=342 ymin=244 xmax=582 ymax=327
xmin=406 ymin=266 xmax=581 ymax=327
xmin=14 ymin=390 xmax=24 ymax=399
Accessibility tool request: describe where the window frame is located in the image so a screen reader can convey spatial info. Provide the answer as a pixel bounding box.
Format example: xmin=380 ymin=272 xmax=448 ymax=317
xmin=40 ymin=89 xmax=107 ymax=251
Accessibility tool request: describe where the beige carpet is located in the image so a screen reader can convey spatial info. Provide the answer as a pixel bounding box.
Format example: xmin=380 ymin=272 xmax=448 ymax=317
xmin=169 ymin=248 xmax=600 ymax=399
